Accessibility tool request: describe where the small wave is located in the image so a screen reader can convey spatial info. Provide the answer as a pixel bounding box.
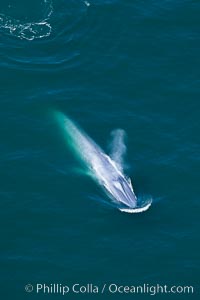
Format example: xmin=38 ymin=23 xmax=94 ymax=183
xmin=0 ymin=0 xmax=53 ymax=40
xmin=119 ymin=201 xmax=152 ymax=213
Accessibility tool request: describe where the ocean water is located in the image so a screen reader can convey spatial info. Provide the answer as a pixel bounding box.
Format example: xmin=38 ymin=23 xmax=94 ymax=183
xmin=0 ymin=0 xmax=200 ymax=299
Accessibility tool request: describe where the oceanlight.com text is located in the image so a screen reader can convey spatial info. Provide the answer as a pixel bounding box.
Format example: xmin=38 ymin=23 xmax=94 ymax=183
xmin=25 ymin=283 xmax=194 ymax=296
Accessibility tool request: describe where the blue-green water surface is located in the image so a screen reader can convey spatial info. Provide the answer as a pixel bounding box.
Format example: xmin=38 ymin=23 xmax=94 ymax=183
xmin=0 ymin=1 xmax=200 ymax=299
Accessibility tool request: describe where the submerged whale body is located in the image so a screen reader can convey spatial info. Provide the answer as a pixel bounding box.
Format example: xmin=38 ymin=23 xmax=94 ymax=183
xmin=56 ymin=113 xmax=152 ymax=213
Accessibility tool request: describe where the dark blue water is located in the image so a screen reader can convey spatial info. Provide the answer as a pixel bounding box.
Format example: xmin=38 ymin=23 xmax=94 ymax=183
xmin=0 ymin=1 xmax=200 ymax=299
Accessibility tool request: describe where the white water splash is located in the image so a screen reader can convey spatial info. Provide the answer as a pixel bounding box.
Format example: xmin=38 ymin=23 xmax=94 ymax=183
xmin=0 ymin=0 xmax=53 ymax=40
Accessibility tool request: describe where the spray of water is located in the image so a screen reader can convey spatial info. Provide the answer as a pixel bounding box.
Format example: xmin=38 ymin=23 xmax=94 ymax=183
xmin=109 ymin=129 xmax=127 ymax=172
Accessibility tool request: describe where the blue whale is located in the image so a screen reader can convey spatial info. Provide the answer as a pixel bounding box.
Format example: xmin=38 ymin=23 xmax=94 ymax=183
xmin=56 ymin=113 xmax=152 ymax=213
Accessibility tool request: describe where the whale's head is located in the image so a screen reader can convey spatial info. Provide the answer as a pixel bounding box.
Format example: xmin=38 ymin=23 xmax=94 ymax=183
xmin=104 ymin=176 xmax=137 ymax=209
